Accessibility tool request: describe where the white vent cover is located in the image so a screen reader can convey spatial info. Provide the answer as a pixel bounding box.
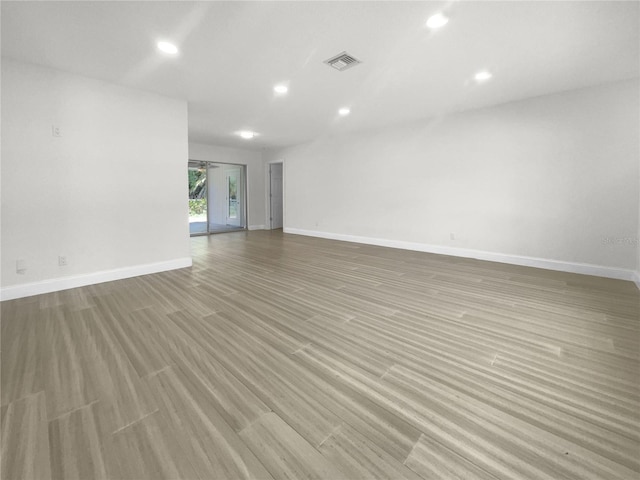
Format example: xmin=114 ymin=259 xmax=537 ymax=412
xmin=324 ymin=51 xmax=362 ymax=72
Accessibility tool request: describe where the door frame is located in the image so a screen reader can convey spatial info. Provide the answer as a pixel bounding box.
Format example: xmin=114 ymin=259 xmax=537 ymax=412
xmin=266 ymin=159 xmax=285 ymax=230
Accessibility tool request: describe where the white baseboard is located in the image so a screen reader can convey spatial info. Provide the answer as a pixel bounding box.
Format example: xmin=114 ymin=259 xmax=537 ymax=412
xmin=248 ymin=225 xmax=266 ymax=231
xmin=284 ymin=228 xmax=636 ymax=282
xmin=0 ymin=257 xmax=192 ymax=301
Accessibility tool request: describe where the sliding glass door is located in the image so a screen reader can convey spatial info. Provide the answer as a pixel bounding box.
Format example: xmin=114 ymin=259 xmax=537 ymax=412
xmin=225 ymin=166 xmax=241 ymax=227
xmin=188 ymin=161 xmax=247 ymax=235
xmin=188 ymin=161 xmax=208 ymax=235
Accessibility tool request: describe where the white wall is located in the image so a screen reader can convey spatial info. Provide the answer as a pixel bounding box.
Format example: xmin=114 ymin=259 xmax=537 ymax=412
xmin=637 ymin=153 xmax=640 ymax=288
xmin=266 ymin=79 xmax=639 ymax=279
xmin=189 ymin=142 xmax=265 ymax=229
xmin=1 ymin=59 xmax=191 ymax=299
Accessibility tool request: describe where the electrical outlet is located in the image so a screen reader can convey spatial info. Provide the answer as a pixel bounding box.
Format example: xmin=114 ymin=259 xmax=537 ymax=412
xmin=52 ymin=125 xmax=61 ymax=137
xmin=450 ymin=232 xmax=456 ymax=240
xmin=58 ymin=255 xmax=68 ymax=266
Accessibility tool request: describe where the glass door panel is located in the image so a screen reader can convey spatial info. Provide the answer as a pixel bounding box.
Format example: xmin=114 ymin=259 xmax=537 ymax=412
xmin=188 ymin=162 xmax=208 ymax=235
xmin=225 ymin=168 xmax=241 ymax=227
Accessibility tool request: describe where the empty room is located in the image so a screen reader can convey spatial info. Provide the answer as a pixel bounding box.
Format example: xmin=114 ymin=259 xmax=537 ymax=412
xmin=1 ymin=1 xmax=639 ymax=479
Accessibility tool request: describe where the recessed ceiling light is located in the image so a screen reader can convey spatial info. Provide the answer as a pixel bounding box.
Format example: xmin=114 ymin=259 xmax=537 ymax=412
xmin=338 ymin=107 xmax=351 ymax=116
xmin=426 ymin=13 xmax=449 ymax=29
xmin=274 ymin=84 xmax=288 ymax=94
xmin=474 ymin=70 xmax=493 ymax=82
xmin=238 ymin=131 xmax=255 ymax=139
xmin=157 ymin=41 xmax=179 ymax=55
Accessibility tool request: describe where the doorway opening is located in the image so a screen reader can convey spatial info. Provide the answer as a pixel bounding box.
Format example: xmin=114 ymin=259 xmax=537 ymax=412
xmin=188 ymin=160 xmax=247 ymax=236
xmin=269 ymin=162 xmax=283 ymax=230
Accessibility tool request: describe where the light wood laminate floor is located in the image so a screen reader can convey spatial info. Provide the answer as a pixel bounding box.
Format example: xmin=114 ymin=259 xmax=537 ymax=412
xmin=2 ymin=230 xmax=639 ymax=480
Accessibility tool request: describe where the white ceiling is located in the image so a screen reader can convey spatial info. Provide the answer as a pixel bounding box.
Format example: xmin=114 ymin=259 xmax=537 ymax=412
xmin=2 ymin=1 xmax=638 ymax=150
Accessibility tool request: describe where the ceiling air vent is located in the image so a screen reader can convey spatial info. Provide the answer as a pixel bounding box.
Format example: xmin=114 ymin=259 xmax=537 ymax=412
xmin=324 ymin=51 xmax=362 ymax=72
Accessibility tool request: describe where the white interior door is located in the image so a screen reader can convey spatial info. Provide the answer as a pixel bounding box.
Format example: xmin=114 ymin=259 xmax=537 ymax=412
xmin=225 ymin=166 xmax=241 ymax=226
xmin=270 ymin=163 xmax=283 ymax=229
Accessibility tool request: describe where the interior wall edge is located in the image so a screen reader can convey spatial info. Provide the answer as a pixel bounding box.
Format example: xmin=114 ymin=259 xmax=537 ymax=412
xmin=284 ymin=228 xmax=636 ymax=283
xmin=0 ymin=257 xmax=192 ymax=301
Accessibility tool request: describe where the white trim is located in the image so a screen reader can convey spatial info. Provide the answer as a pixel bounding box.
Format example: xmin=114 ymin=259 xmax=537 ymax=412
xmin=0 ymin=257 xmax=192 ymax=301
xmin=633 ymin=271 xmax=640 ymax=291
xmin=284 ymin=228 xmax=636 ymax=282
xmin=248 ymin=225 xmax=266 ymax=231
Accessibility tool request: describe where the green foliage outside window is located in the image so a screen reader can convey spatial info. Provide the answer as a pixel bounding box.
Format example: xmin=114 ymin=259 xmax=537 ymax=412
xmin=188 ymin=168 xmax=207 ymax=216
xmin=189 ymin=199 xmax=206 ymax=216
xmin=188 ymin=168 xmax=206 ymax=199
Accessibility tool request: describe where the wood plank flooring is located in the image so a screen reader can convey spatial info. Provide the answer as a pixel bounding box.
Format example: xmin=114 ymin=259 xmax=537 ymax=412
xmin=1 ymin=230 xmax=639 ymax=479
